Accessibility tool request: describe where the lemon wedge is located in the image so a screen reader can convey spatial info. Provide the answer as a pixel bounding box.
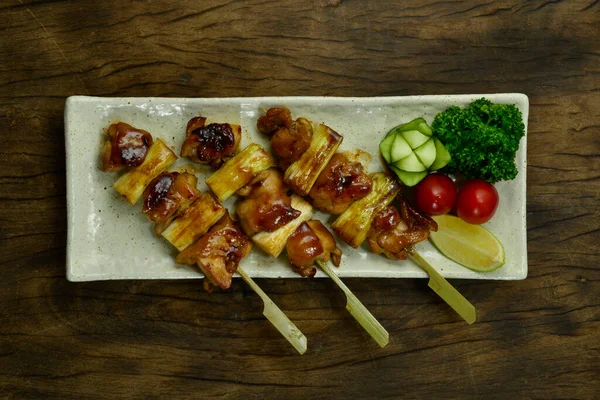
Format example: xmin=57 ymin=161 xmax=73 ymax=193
xmin=430 ymin=215 xmax=505 ymax=272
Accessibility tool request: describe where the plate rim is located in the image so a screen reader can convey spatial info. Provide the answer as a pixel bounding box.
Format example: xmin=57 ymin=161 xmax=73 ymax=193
xmin=65 ymin=93 xmax=528 ymax=282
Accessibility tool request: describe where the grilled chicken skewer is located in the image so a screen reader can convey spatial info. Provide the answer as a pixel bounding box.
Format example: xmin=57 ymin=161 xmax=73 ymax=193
xmin=259 ymin=108 xmax=476 ymax=324
xmin=101 ymin=122 xmax=308 ymax=354
xmin=191 ymin=124 xmax=389 ymax=348
xmin=338 ymin=182 xmax=476 ymax=324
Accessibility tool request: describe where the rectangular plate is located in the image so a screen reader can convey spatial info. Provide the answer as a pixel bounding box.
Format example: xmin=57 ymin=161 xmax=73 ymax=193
xmin=65 ymin=94 xmax=528 ymax=282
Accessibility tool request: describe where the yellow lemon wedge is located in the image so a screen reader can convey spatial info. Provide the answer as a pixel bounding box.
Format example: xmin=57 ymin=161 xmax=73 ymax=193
xmin=430 ymin=215 xmax=505 ymax=272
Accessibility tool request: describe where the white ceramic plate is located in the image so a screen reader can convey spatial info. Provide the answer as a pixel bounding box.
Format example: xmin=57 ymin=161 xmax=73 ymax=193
xmin=65 ymin=94 xmax=528 ymax=282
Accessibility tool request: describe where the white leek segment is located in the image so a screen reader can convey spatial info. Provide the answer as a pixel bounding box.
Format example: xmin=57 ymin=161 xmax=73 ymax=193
xmin=284 ymin=124 xmax=343 ymax=196
xmin=162 ymin=192 xmax=226 ymax=251
xmin=206 ymin=143 xmax=274 ymax=202
xmin=113 ymin=139 xmax=178 ymax=204
xmin=332 ymin=172 xmax=401 ymax=248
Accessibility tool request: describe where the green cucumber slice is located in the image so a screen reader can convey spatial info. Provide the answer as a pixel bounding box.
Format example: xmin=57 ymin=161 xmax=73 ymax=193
xmin=393 ymin=152 xmax=427 ymax=172
xmin=380 ymin=117 xmax=439 ymax=188
xmin=390 ymin=166 xmax=428 ymax=187
xmin=390 ymin=134 xmax=412 ymax=162
xmin=414 ymin=138 xmax=436 ymax=169
xmin=401 ymin=129 xmax=430 ymax=149
xmin=430 ymin=138 xmax=452 ymax=171
xmin=379 ymin=134 xmax=395 ymax=163
xmin=385 ymin=125 xmax=399 ymax=136
xmin=418 ymin=122 xmax=432 ymax=136
xmin=398 ymin=118 xmax=427 ymax=132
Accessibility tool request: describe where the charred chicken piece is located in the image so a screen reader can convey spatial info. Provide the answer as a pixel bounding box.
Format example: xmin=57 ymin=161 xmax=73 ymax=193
xmin=271 ymin=117 xmax=313 ymax=170
xmin=180 ymin=116 xmax=241 ymax=168
xmin=367 ymin=197 xmax=438 ymax=260
xmin=309 ymin=153 xmax=373 ymax=214
xmin=176 ymin=213 xmax=252 ymax=290
xmin=286 ymin=220 xmax=342 ymax=277
xmin=399 ymin=196 xmax=439 ymax=233
xmin=257 ymin=107 xmax=292 ymax=135
xmin=235 ymin=169 xmax=301 ymax=236
xmin=142 ymin=172 xmax=200 ymax=236
xmin=101 ymin=122 xmax=153 ymax=172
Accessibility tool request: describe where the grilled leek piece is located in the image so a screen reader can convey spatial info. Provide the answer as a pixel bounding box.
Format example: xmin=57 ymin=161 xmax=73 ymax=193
xmin=162 ymin=192 xmax=226 ymax=251
xmin=113 ymin=139 xmax=177 ymax=205
xmin=206 ymin=143 xmax=274 ymax=202
xmin=284 ymin=124 xmax=343 ymax=196
xmin=252 ymin=195 xmax=314 ymax=258
xmin=332 ymin=172 xmax=401 ymax=248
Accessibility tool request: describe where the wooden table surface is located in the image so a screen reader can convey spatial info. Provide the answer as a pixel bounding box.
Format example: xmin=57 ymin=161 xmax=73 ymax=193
xmin=1 ymin=0 xmax=599 ymax=399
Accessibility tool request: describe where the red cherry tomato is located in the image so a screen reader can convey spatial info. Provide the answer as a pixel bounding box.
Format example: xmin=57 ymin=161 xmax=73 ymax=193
xmin=414 ymin=174 xmax=457 ymax=215
xmin=456 ymin=179 xmax=499 ymax=224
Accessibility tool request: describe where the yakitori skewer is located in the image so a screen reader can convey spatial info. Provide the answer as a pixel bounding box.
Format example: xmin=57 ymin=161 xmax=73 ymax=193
xmin=101 ymin=121 xmax=308 ymax=354
xmin=184 ymin=121 xmax=389 ymax=348
xmin=258 ymin=107 xmax=476 ymax=324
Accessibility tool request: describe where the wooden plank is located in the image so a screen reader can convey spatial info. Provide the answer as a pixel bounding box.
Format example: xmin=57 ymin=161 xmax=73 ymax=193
xmin=0 ymin=0 xmax=598 ymax=399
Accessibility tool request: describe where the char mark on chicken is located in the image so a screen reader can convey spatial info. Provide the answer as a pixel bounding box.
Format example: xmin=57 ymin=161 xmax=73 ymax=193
xmin=309 ymin=153 xmax=373 ymax=214
xmin=368 ymin=196 xmax=438 ymax=260
xmin=142 ymin=171 xmax=200 ymax=236
xmin=180 ymin=116 xmax=241 ymax=168
xmin=101 ymin=122 xmax=153 ymax=172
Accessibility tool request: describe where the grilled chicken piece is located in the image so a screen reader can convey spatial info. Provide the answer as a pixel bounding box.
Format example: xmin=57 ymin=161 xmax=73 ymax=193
xmin=257 ymin=108 xmax=312 ymax=169
xmin=367 ymin=197 xmax=438 ymax=260
xmin=176 ymin=213 xmax=252 ymax=290
xmin=180 ymin=116 xmax=242 ymax=168
xmin=309 ymin=153 xmax=373 ymax=214
xmin=235 ymin=169 xmax=301 ymax=236
xmin=399 ymin=196 xmax=439 ymax=233
xmin=101 ymin=122 xmax=154 ymax=172
xmin=271 ymin=117 xmax=313 ymax=170
xmin=257 ymin=107 xmax=292 ymax=135
xmin=286 ymin=220 xmax=342 ymax=277
xmin=142 ymin=172 xmax=200 ymax=236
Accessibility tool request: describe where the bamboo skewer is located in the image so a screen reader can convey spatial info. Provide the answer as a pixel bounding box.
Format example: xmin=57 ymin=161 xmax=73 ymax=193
xmin=259 ymin=112 xmax=477 ymax=325
xmin=237 ymin=267 xmax=308 ymax=354
xmin=104 ymin=136 xmax=308 ymax=354
xmin=205 ymin=144 xmax=389 ymax=347
xmin=316 ymin=260 xmax=389 ymax=348
xmin=408 ymin=250 xmax=476 ymax=324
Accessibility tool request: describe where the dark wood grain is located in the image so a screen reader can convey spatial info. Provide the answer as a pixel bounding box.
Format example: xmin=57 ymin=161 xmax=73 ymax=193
xmin=1 ymin=0 xmax=599 ymax=399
